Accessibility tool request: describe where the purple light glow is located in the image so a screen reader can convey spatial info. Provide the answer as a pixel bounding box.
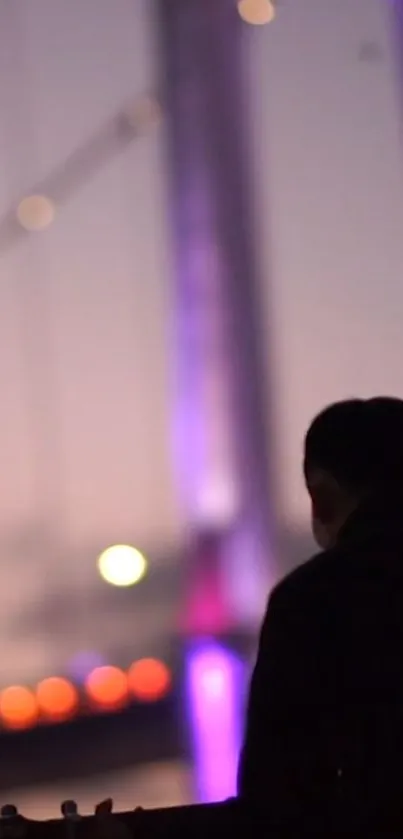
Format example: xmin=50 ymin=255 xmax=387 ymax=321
xmin=68 ymin=651 xmax=105 ymax=684
xmin=222 ymin=525 xmax=272 ymax=628
xmin=186 ymin=641 xmax=244 ymax=802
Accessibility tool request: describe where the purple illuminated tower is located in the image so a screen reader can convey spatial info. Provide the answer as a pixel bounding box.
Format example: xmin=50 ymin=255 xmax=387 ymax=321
xmin=156 ymin=0 xmax=276 ymax=800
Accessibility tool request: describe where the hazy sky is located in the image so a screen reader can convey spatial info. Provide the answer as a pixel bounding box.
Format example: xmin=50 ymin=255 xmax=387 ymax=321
xmin=249 ymin=0 xmax=403 ymax=534
xmin=0 ymin=0 xmax=181 ymax=557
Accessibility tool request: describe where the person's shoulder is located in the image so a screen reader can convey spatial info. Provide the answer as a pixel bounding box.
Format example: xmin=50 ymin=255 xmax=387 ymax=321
xmin=270 ymin=545 xmax=343 ymax=606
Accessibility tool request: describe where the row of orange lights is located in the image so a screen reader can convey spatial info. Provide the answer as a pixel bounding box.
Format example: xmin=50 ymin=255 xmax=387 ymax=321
xmin=0 ymin=659 xmax=172 ymax=731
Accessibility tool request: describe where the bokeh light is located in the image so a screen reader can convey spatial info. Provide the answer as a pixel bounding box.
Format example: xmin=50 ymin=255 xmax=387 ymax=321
xmin=237 ymin=0 xmax=276 ymax=25
xmin=97 ymin=544 xmax=147 ymax=587
xmin=16 ymin=195 xmax=55 ymax=231
xmin=123 ymin=95 xmax=162 ymax=133
xmin=36 ymin=677 xmax=78 ymax=722
xmin=0 ymin=685 xmax=39 ymax=730
xmin=128 ymin=658 xmax=171 ymax=702
xmin=85 ymin=666 xmax=129 ymax=710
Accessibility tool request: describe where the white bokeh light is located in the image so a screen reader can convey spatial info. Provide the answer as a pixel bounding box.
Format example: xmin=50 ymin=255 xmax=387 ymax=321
xmin=16 ymin=195 xmax=55 ymax=231
xmin=97 ymin=544 xmax=147 ymax=587
xmin=237 ymin=0 xmax=276 ymax=25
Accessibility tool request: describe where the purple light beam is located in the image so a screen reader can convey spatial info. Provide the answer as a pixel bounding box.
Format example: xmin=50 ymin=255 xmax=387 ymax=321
xmin=185 ymin=641 xmax=244 ymax=802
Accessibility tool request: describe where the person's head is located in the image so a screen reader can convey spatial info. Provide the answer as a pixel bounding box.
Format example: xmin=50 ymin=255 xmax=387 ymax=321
xmin=304 ymin=397 xmax=403 ymax=549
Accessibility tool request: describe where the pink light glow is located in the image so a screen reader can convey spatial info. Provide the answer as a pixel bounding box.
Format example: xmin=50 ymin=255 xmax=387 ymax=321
xmin=186 ymin=641 xmax=244 ymax=802
xmin=180 ymin=567 xmax=229 ymax=635
xmin=179 ymin=531 xmax=233 ymax=636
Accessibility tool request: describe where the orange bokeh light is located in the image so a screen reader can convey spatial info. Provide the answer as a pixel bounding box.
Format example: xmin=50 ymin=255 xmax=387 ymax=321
xmin=36 ymin=677 xmax=78 ymax=722
xmin=128 ymin=658 xmax=171 ymax=702
xmin=85 ymin=666 xmax=129 ymax=710
xmin=0 ymin=686 xmax=39 ymax=730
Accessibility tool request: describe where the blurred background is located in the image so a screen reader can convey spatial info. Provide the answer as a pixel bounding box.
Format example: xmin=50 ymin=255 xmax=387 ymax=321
xmin=0 ymin=0 xmax=403 ymax=816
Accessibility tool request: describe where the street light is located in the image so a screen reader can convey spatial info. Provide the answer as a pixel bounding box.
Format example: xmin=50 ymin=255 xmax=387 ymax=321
xmin=16 ymin=195 xmax=55 ymax=231
xmin=237 ymin=0 xmax=276 ymax=25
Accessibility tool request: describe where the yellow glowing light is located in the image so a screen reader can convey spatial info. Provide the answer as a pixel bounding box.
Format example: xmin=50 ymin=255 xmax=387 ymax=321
xmin=237 ymin=0 xmax=276 ymax=25
xmin=97 ymin=544 xmax=147 ymax=587
xmin=16 ymin=195 xmax=55 ymax=231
